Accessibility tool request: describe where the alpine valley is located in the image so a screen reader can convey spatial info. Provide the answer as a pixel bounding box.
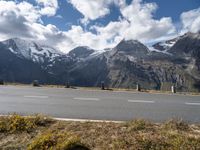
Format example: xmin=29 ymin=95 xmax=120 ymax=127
xmin=0 ymin=32 xmax=200 ymax=92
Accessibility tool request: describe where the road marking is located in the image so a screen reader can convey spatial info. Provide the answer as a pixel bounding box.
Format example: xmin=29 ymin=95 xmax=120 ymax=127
xmin=54 ymin=118 xmax=123 ymax=123
xmin=73 ymin=97 xmax=100 ymax=101
xmin=185 ymin=102 xmax=200 ymax=106
xmin=24 ymin=96 xmax=49 ymax=99
xmin=0 ymin=115 xmax=123 ymax=123
xmin=128 ymin=100 xmax=155 ymax=103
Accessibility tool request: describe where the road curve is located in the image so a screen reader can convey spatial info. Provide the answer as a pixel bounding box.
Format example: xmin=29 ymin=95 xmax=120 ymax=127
xmin=0 ymin=85 xmax=200 ymax=123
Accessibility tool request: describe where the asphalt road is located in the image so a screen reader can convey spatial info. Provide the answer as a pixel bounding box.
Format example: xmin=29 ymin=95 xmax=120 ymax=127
xmin=0 ymin=85 xmax=200 ymax=123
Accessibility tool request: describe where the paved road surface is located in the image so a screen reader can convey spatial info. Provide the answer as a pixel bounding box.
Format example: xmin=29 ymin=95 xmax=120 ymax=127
xmin=0 ymin=85 xmax=200 ymax=123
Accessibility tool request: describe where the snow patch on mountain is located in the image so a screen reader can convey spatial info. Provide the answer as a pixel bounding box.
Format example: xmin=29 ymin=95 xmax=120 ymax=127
xmin=2 ymin=38 xmax=63 ymax=63
xmin=148 ymin=46 xmax=171 ymax=55
xmin=152 ymin=38 xmax=179 ymax=52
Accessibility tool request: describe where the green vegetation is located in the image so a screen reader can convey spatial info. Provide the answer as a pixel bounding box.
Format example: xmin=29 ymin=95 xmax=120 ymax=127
xmin=28 ymin=131 xmax=89 ymax=150
xmin=163 ymin=119 xmax=189 ymax=131
xmin=125 ymin=119 xmax=152 ymax=131
xmin=0 ymin=115 xmax=200 ymax=149
xmin=0 ymin=114 xmax=53 ymax=133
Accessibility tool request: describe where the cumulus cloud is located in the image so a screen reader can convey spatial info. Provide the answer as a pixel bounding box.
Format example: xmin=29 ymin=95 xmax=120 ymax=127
xmin=0 ymin=0 xmax=198 ymax=53
xmin=120 ymin=0 xmax=176 ymax=41
xmin=0 ymin=1 xmax=40 ymax=23
xmin=181 ymin=7 xmax=200 ymax=33
xmin=68 ymin=0 xmax=125 ymax=23
xmin=36 ymin=0 xmax=58 ymax=16
xmin=0 ymin=0 xmax=67 ymax=51
xmin=0 ymin=0 xmax=177 ymax=52
xmin=66 ymin=0 xmax=176 ymax=50
xmin=93 ymin=0 xmax=176 ymax=45
xmin=0 ymin=1 xmax=40 ymax=39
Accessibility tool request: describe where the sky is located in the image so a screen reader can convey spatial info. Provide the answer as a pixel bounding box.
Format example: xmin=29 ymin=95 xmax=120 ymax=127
xmin=0 ymin=0 xmax=200 ymax=53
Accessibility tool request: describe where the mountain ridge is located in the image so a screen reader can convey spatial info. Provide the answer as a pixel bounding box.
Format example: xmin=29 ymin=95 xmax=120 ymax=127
xmin=0 ymin=32 xmax=200 ymax=92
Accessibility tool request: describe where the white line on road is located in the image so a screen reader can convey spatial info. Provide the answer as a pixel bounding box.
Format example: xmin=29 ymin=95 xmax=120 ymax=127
xmin=54 ymin=117 xmax=123 ymax=123
xmin=24 ymin=96 xmax=49 ymax=99
xmin=73 ymin=97 xmax=100 ymax=101
xmin=0 ymin=115 xmax=123 ymax=123
xmin=128 ymin=100 xmax=155 ymax=103
xmin=185 ymin=102 xmax=200 ymax=106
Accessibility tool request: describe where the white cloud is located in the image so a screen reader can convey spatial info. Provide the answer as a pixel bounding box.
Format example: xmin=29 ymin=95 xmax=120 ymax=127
xmin=0 ymin=1 xmax=40 ymax=39
xmin=0 ymin=0 xmax=67 ymax=52
xmin=68 ymin=0 xmax=125 ymax=23
xmin=92 ymin=0 xmax=176 ymax=46
xmin=65 ymin=0 xmax=176 ymax=51
xmin=0 ymin=0 xmax=177 ymax=53
xmin=181 ymin=7 xmax=200 ymax=33
xmin=36 ymin=0 xmax=58 ymax=16
xmin=0 ymin=1 xmax=40 ymax=23
xmin=121 ymin=0 xmax=175 ymax=41
xmin=0 ymin=0 xmax=198 ymax=54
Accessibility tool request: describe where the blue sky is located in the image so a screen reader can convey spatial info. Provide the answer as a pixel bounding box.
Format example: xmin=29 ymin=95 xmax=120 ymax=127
xmin=31 ymin=0 xmax=200 ymax=31
xmin=23 ymin=0 xmax=200 ymax=31
xmin=0 ymin=0 xmax=200 ymax=52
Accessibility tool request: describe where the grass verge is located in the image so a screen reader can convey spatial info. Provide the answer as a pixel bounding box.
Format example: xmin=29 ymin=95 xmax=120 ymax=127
xmin=0 ymin=115 xmax=200 ymax=149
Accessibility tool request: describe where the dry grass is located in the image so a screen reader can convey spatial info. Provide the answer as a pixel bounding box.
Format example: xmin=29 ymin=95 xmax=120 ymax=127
xmin=0 ymin=115 xmax=200 ymax=149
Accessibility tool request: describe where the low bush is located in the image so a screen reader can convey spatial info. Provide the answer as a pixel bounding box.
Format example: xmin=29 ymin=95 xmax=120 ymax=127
xmin=163 ymin=132 xmax=200 ymax=149
xmin=135 ymin=134 xmax=170 ymax=149
xmin=0 ymin=114 xmax=54 ymax=133
xmin=163 ymin=119 xmax=189 ymax=131
xmin=28 ymin=131 xmax=90 ymax=150
xmin=126 ymin=119 xmax=152 ymax=131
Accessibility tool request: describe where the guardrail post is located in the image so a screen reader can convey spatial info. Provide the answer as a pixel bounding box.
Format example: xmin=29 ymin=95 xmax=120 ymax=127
xmin=0 ymin=79 xmax=4 ymax=85
xmin=65 ymin=81 xmax=70 ymax=88
xmin=33 ymin=80 xmax=40 ymax=87
xmin=101 ymin=81 xmax=105 ymax=90
xmin=171 ymin=85 xmax=176 ymax=93
xmin=136 ymin=84 xmax=141 ymax=91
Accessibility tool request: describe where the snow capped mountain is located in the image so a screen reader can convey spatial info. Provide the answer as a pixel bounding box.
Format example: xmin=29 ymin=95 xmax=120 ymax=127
xmin=2 ymin=38 xmax=63 ymax=63
xmin=168 ymin=32 xmax=200 ymax=57
xmin=1 ymin=32 xmax=200 ymax=91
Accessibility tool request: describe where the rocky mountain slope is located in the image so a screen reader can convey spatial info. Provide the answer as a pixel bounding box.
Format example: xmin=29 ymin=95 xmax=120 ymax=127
xmin=0 ymin=32 xmax=200 ymax=92
xmin=0 ymin=41 xmax=54 ymax=83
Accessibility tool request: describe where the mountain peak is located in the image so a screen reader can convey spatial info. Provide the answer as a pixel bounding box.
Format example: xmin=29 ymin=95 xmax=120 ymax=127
xmin=114 ymin=39 xmax=149 ymax=57
xmin=183 ymin=32 xmax=200 ymax=39
xmin=168 ymin=32 xmax=200 ymax=57
xmin=116 ymin=39 xmax=141 ymax=47
xmin=68 ymin=46 xmax=95 ymax=59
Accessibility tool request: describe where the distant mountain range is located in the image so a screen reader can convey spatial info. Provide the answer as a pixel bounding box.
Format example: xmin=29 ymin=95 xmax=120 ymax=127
xmin=0 ymin=32 xmax=200 ymax=92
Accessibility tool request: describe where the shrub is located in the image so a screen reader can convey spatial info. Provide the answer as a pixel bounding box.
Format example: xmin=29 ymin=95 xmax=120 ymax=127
xmin=163 ymin=119 xmax=189 ymax=131
xmin=56 ymin=137 xmax=90 ymax=150
xmin=31 ymin=114 xmax=54 ymax=127
xmin=135 ymin=134 xmax=170 ymax=149
xmin=0 ymin=114 xmax=54 ymax=133
xmin=8 ymin=115 xmax=36 ymax=133
xmin=28 ymin=131 xmax=90 ymax=150
xmin=0 ymin=118 xmax=7 ymax=132
xmin=126 ymin=119 xmax=151 ymax=131
xmin=28 ymin=132 xmax=57 ymax=150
